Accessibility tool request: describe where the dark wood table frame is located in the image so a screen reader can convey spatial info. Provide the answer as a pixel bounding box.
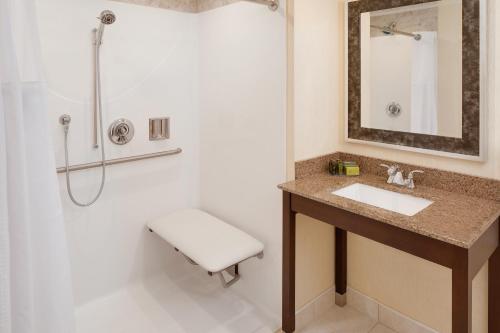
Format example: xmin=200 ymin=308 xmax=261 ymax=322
xmin=282 ymin=192 xmax=500 ymax=333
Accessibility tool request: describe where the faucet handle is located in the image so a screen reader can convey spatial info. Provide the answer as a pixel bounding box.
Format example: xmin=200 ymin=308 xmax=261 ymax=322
xmin=406 ymin=170 xmax=424 ymax=189
xmin=408 ymin=170 xmax=424 ymax=179
xmin=380 ymin=164 xmax=399 ymax=174
xmin=380 ymin=164 xmax=399 ymax=184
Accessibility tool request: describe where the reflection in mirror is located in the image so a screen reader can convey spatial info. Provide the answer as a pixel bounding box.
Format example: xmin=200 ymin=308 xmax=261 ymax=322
xmin=360 ymin=0 xmax=462 ymax=138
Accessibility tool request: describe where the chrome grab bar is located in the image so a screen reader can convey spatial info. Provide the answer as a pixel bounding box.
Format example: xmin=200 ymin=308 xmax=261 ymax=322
xmin=56 ymin=148 xmax=182 ymax=174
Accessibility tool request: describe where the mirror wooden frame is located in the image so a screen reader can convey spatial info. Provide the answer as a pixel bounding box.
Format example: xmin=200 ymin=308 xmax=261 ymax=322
xmin=346 ymin=0 xmax=484 ymax=159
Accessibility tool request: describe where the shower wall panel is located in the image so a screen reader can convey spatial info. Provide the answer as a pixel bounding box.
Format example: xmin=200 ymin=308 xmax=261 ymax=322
xmin=36 ymin=0 xmax=200 ymax=306
xmin=199 ymin=2 xmax=286 ymax=326
xmin=36 ymin=1 xmax=285 ymax=326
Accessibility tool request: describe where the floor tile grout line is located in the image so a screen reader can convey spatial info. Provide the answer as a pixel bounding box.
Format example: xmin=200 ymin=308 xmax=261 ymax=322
xmin=367 ymin=321 xmax=379 ymax=333
xmin=369 ymin=323 xmax=400 ymax=333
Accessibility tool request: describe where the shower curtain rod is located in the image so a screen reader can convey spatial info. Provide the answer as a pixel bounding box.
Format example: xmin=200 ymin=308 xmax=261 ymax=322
xmin=370 ymin=24 xmax=422 ymax=41
xmin=243 ymin=0 xmax=279 ymax=11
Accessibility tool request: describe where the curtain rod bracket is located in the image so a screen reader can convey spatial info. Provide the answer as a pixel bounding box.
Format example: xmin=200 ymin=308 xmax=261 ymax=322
xmin=268 ymin=0 xmax=279 ymax=11
xmin=243 ymin=0 xmax=279 ymax=11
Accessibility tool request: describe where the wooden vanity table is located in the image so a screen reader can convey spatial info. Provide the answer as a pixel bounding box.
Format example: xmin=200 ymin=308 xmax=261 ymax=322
xmin=281 ymin=0 xmax=500 ymax=331
xmin=279 ymin=158 xmax=500 ymax=333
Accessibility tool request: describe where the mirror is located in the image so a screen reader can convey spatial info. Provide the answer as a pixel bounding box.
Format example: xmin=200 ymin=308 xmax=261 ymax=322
xmin=347 ymin=0 xmax=484 ymax=159
xmin=361 ymin=1 xmax=462 ymax=138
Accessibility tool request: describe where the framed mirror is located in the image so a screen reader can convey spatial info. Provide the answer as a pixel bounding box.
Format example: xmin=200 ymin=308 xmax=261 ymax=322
xmin=345 ymin=0 xmax=486 ymax=160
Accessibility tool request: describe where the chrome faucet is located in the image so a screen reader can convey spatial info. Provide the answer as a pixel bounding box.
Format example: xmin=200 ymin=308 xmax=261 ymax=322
xmin=380 ymin=164 xmax=399 ymax=184
xmin=380 ymin=164 xmax=424 ymax=189
xmin=405 ymin=170 xmax=425 ymax=189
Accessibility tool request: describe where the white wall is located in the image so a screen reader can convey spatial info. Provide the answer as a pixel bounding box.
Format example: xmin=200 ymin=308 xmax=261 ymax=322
xmin=362 ymin=35 xmax=413 ymax=132
xmin=198 ymin=2 xmax=287 ymax=325
xmin=37 ymin=1 xmax=286 ymax=327
xmin=36 ymin=0 xmax=200 ymax=306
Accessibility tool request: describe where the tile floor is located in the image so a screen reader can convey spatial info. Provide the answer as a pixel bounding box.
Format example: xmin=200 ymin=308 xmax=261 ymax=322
xmin=75 ymin=267 xmax=398 ymax=333
xmin=298 ymin=304 xmax=397 ymax=333
xmin=76 ymin=270 xmax=276 ymax=333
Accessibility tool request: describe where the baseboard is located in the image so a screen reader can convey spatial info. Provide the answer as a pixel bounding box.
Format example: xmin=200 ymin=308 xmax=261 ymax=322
xmin=295 ymin=287 xmax=335 ymax=331
xmin=287 ymin=287 xmax=438 ymax=333
xmin=347 ymin=287 xmax=439 ymax=333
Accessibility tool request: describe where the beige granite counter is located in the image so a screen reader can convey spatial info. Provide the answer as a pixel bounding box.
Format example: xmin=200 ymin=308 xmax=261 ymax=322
xmin=279 ymin=171 xmax=500 ymax=249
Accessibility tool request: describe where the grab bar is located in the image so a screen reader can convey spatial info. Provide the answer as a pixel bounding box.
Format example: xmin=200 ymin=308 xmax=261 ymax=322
xmin=56 ymin=148 xmax=182 ymax=173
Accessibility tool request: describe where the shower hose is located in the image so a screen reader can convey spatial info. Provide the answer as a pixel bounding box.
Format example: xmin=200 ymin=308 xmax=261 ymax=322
xmin=62 ymin=42 xmax=106 ymax=207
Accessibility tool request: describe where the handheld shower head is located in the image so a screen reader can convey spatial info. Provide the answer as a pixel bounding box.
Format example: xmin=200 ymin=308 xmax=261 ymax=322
xmin=95 ymin=10 xmax=116 ymax=45
xmin=99 ymin=10 xmax=116 ymax=25
xmin=59 ymin=114 xmax=71 ymax=133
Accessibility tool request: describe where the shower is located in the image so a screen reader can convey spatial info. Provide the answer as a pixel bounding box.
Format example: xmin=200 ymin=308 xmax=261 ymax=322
xmin=59 ymin=10 xmax=116 ymax=207
xmin=96 ymin=10 xmax=117 ymax=46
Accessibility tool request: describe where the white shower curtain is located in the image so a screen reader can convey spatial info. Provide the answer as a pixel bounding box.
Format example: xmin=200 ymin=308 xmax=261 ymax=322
xmin=0 ymin=0 xmax=75 ymax=332
xmin=411 ymin=31 xmax=438 ymax=135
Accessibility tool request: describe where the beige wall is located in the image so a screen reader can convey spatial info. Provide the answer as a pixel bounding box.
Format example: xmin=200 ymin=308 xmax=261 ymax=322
xmin=293 ymin=0 xmax=338 ymax=162
xmin=293 ymin=0 xmax=339 ymax=309
xmin=296 ymin=214 xmax=335 ymax=309
xmin=292 ymin=0 xmax=499 ymax=331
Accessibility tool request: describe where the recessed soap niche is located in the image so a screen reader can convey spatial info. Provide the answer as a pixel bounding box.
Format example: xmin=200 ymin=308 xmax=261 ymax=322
xmin=149 ymin=117 xmax=170 ymax=141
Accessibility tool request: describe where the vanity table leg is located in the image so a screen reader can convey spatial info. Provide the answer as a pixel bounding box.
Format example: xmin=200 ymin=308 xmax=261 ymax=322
xmin=489 ymin=245 xmax=500 ymax=332
xmin=335 ymin=228 xmax=347 ymax=306
xmin=283 ymin=192 xmax=296 ymax=333
xmin=452 ymin=252 xmax=472 ymax=333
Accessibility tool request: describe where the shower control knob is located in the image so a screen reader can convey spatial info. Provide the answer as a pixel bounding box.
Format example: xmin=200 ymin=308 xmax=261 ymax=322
xmin=117 ymin=124 xmax=128 ymax=135
xmin=59 ymin=114 xmax=72 ymax=126
xmin=386 ymin=102 xmax=402 ymax=117
xmin=108 ymin=119 xmax=134 ymax=145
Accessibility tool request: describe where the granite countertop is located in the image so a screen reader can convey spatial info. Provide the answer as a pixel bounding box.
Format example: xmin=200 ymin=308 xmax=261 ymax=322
xmin=278 ymin=172 xmax=500 ymax=249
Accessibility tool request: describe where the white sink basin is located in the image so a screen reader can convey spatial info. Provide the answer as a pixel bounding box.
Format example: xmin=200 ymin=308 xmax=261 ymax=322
xmin=332 ymin=183 xmax=433 ymax=216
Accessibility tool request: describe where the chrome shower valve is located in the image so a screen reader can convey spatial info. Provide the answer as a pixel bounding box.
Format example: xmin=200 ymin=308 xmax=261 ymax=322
xmin=108 ymin=118 xmax=135 ymax=145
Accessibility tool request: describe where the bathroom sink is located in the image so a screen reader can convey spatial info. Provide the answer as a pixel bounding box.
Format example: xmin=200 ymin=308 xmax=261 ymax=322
xmin=332 ymin=183 xmax=433 ymax=216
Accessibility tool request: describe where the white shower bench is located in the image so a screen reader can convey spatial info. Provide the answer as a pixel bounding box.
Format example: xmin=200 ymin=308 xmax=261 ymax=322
xmin=147 ymin=209 xmax=264 ymax=288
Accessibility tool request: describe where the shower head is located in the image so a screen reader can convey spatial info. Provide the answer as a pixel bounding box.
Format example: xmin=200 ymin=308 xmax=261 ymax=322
xmin=99 ymin=10 xmax=116 ymax=25
xmin=95 ymin=10 xmax=116 ymax=45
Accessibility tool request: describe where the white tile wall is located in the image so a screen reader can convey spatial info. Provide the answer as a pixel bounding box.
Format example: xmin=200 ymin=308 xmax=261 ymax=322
xmin=198 ymin=1 xmax=286 ymax=326
xmin=37 ymin=3 xmax=286 ymax=333
xmin=37 ymin=0 xmax=200 ymax=306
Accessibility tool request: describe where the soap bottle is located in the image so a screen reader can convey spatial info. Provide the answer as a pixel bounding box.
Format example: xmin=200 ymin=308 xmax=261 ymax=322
xmin=337 ymin=160 xmax=344 ymax=176
xmin=328 ymin=160 xmax=337 ymax=175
